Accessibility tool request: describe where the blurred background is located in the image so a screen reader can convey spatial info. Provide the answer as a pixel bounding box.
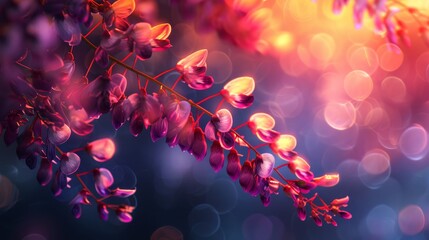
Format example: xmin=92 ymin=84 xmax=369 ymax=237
xmin=1 ymin=0 xmax=429 ymax=239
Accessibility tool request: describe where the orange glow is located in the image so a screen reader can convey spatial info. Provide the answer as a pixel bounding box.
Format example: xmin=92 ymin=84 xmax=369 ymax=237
xmin=249 ymin=113 xmax=275 ymax=130
xmin=271 ymin=31 xmax=294 ymax=53
xmin=112 ymin=0 xmax=136 ymax=18
xmin=87 ymin=138 xmax=116 ymax=162
xmin=313 ymin=173 xmax=340 ymax=187
xmin=223 ymin=77 xmax=255 ymax=95
xmin=344 ymin=70 xmax=373 ymax=101
xmin=151 ymin=23 xmax=171 ymax=40
xmin=272 ymin=134 xmax=296 ymax=152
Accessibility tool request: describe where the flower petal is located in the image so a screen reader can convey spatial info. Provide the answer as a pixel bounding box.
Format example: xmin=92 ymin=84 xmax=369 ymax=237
xmin=224 ymin=93 xmax=254 ymax=109
xmin=98 ymin=204 xmax=109 ymax=221
xmin=313 ymin=173 xmax=340 ymax=187
xmin=37 ymin=157 xmax=52 ymax=186
xmin=214 ymin=109 xmax=233 ymax=133
xmin=112 ymin=0 xmax=136 ymax=18
xmin=219 ymin=132 xmax=235 ymax=150
xmin=239 ymin=160 xmax=255 ymax=193
xmin=183 ymin=75 xmax=214 ymax=90
xmin=60 ymin=152 xmax=81 ymax=175
xmin=111 ymin=188 xmax=136 ymax=198
xmin=223 ymin=76 xmax=255 ymax=96
xmin=48 ymin=124 xmax=71 ymax=145
xmin=87 ymin=138 xmax=116 ymax=162
xmin=256 ymin=129 xmax=280 ymax=143
xmin=248 ymin=112 xmax=275 ymax=133
xmin=116 ymin=209 xmax=132 ymax=223
xmin=93 ymin=168 xmax=114 ymax=196
xmin=271 ymin=134 xmax=297 ymax=156
xmin=178 ymin=116 xmax=195 ymax=152
xmin=209 ymin=140 xmax=224 ymax=172
xmin=190 ymin=127 xmax=207 ymax=161
xmin=150 ymin=117 xmax=168 ymax=142
xmin=330 ymin=196 xmax=349 ymax=206
xmin=151 ymin=23 xmax=171 ymax=40
xmin=176 ymin=49 xmax=208 ymax=72
xmin=256 ymin=153 xmax=275 ymax=178
xmin=204 ymin=121 xmax=216 ymax=141
xmin=227 ymin=149 xmax=241 ymax=180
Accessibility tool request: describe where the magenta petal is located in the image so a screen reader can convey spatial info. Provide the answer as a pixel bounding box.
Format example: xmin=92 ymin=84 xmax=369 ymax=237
xmin=295 ymin=180 xmax=317 ymax=194
xmin=116 ymin=210 xmax=132 ymax=223
xmin=184 ymin=75 xmax=214 ymax=90
xmin=295 ymin=169 xmax=314 ymax=182
xmin=298 ymin=207 xmax=306 ymax=221
xmin=330 ymin=196 xmax=349 ymax=206
xmin=256 ymin=129 xmax=280 ymax=143
xmin=239 ymin=161 xmax=255 ymax=193
xmin=204 ymin=121 xmax=216 ymax=141
xmin=37 ymin=157 xmax=52 ymax=186
xmin=260 ymin=194 xmax=270 ymax=207
xmin=142 ymin=94 xmax=162 ymax=128
xmin=111 ymin=188 xmax=136 ymax=198
xmin=51 ymin=170 xmax=67 ymax=196
xmin=60 ymin=152 xmax=81 ymax=175
xmin=69 ymin=108 xmax=94 ymax=136
xmin=278 ymin=150 xmax=298 ymax=161
xmin=167 ymin=100 xmax=191 ymax=128
xmin=228 ymin=94 xmax=254 ymax=109
xmin=93 ymin=168 xmax=114 ymax=196
xmin=227 ymin=149 xmax=241 ymax=180
xmin=178 ymin=116 xmax=195 ymax=152
xmin=339 ymin=210 xmax=352 ymax=219
xmin=151 ymin=117 xmax=168 ymax=142
xmin=219 ymin=132 xmax=235 ymax=150
xmin=209 ymin=140 xmax=224 ymax=172
xmin=190 ymin=127 xmax=207 ymax=161
xmin=311 ymin=214 xmax=323 ymax=227
xmin=130 ymin=113 xmax=144 ymax=136
xmin=98 ymin=204 xmax=109 ymax=221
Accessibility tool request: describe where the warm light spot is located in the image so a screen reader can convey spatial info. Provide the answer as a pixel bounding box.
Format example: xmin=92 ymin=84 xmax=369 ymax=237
xmin=324 ymin=101 xmax=356 ymax=130
xmin=344 ymin=70 xmax=373 ymax=101
xmin=361 ymin=149 xmax=390 ymax=175
xmin=348 ymin=46 xmax=379 ymax=74
xmin=272 ymin=31 xmax=294 ymax=53
xmin=309 ymin=33 xmax=335 ymax=62
xmin=151 ymin=23 xmax=171 ymax=40
xmin=398 ymin=205 xmax=425 ymax=235
xmin=285 ymin=0 xmax=317 ymax=22
xmin=249 ymin=113 xmax=275 ymax=130
xmin=381 ymin=76 xmax=406 ymax=103
xmin=224 ymin=76 xmax=255 ymax=95
xmin=377 ymin=43 xmax=404 ymax=72
xmin=273 ymin=134 xmax=297 ymax=152
xmin=87 ymin=138 xmax=116 ymax=162
xmin=399 ymin=124 xmax=429 ymax=161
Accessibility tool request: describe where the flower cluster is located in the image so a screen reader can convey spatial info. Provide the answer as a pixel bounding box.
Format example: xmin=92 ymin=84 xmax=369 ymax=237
xmin=320 ymin=0 xmax=429 ymax=47
xmin=0 ymin=0 xmax=351 ymax=226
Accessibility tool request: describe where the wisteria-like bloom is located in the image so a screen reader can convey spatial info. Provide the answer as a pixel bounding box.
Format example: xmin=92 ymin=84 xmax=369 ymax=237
xmin=86 ymin=138 xmax=116 ymax=162
xmin=176 ymin=49 xmax=214 ymax=90
xmin=221 ymin=77 xmax=255 ymax=109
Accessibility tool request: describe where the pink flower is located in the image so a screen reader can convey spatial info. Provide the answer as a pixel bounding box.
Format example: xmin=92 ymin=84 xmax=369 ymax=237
xmin=221 ymin=77 xmax=255 ymax=109
xmin=313 ymin=173 xmax=340 ymax=187
xmin=176 ymin=49 xmax=214 ymax=90
xmin=227 ymin=149 xmax=242 ymax=180
xmin=270 ymin=134 xmax=297 ymax=160
xmin=86 ymin=138 xmax=116 ymax=162
xmin=209 ymin=140 xmax=225 ymax=172
xmin=93 ymin=168 xmax=114 ymax=196
xmin=256 ymin=153 xmax=275 ymax=178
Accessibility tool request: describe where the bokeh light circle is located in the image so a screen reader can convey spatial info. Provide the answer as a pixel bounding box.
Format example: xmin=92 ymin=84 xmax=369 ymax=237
xmin=0 ymin=175 xmax=19 ymax=212
xmin=344 ymin=70 xmax=373 ymax=101
xmin=399 ymin=124 xmax=429 ymax=161
xmin=151 ymin=226 xmax=184 ymax=240
xmin=365 ymin=205 xmax=397 ymax=239
xmin=242 ymin=214 xmax=273 ymax=240
xmin=324 ymin=101 xmax=356 ymax=130
xmin=207 ymin=51 xmax=233 ymax=84
xmin=358 ymin=149 xmax=391 ymax=189
xmin=381 ymin=76 xmax=407 ymax=103
xmin=377 ymin=43 xmax=404 ymax=72
xmin=348 ymin=46 xmax=379 ymax=74
xmin=205 ymin=179 xmax=237 ymax=214
xmin=188 ymin=204 xmax=220 ymax=237
xmin=398 ymin=205 xmax=425 ymax=236
xmin=309 ymin=33 xmax=335 ymax=62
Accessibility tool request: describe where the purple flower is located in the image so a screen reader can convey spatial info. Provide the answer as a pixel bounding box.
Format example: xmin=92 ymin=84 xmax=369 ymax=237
xmin=190 ymin=127 xmax=207 ymax=161
xmin=93 ymin=168 xmax=114 ymax=196
xmin=221 ymin=77 xmax=255 ymax=109
xmin=98 ymin=204 xmax=110 ymax=221
xmin=60 ymin=152 xmax=81 ymax=175
xmin=176 ymin=49 xmax=214 ymax=90
xmin=37 ymin=157 xmax=53 ymax=186
xmin=77 ymin=73 xmax=127 ymax=118
xmin=209 ymin=140 xmax=224 ymax=172
xmin=256 ymin=153 xmax=275 ymax=178
xmin=129 ymin=92 xmax=162 ymax=136
xmin=87 ymin=138 xmax=116 ymax=162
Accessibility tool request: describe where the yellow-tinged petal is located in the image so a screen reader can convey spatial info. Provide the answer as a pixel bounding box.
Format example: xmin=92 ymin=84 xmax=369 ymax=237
xmin=151 ymin=23 xmax=171 ymax=40
xmin=249 ymin=112 xmax=275 ymax=130
xmin=290 ymin=156 xmax=310 ymax=171
xmin=224 ymin=76 xmax=255 ymax=95
xmin=176 ymin=49 xmax=208 ymax=71
xmin=274 ymin=134 xmax=296 ymax=152
xmin=314 ymin=173 xmax=340 ymax=187
xmin=112 ymin=0 xmax=136 ymax=19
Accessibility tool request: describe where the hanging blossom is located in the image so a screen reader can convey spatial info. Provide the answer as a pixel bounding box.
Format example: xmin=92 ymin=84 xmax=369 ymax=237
xmin=2 ymin=0 xmax=351 ymax=227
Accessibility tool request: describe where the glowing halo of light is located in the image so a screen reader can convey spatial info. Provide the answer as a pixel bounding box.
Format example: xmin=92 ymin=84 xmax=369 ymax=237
xmin=358 ymin=149 xmax=391 ymax=189
xmin=347 ymin=46 xmax=379 ymax=74
xmin=365 ymin=205 xmax=397 ymax=239
xmin=399 ymin=124 xmax=429 ymax=161
xmin=381 ymin=76 xmax=407 ymax=103
xmin=323 ymin=101 xmax=356 ymax=130
xmin=344 ymin=70 xmax=373 ymax=101
xmin=377 ymin=43 xmax=404 ymax=72
xmin=398 ymin=205 xmax=425 ymax=236
xmin=309 ymin=33 xmax=336 ymax=62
